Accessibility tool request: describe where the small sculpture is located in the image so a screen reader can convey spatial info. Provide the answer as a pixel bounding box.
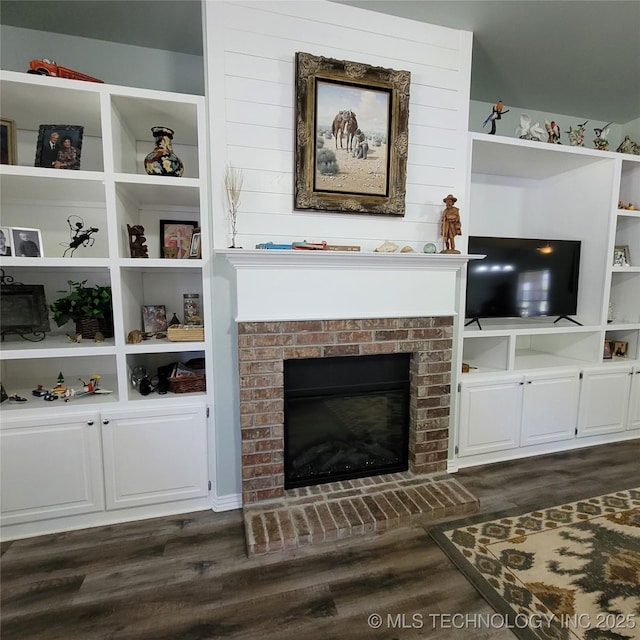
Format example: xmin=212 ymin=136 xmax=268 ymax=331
xmin=545 ymin=120 xmax=561 ymax=144
xmin=440 ymin=194 xmax=461 ymax=254
xmin=482 ymin=100 xmax=509 ymax=135
xmin=127 ymin=224 xmax=149 ymax=258
xmin=616 ymin=135 xmax=640 ymax=155
xmin=566 ymin=121 xmax=588 ymax=147
xmin=127 ymin=329 xmax=144 ymax=344
xmin=593 ymin=122 xmax=612 ymax=151
xmin=516 ymin=114 xmax=545 ymax=142
xmin=400 ymin=246 xmax=415 ymax=253
xmin=61 ymin=215 xmax=99 ymax=257
xmin=375 ymin=240 xmax=398 ymax=253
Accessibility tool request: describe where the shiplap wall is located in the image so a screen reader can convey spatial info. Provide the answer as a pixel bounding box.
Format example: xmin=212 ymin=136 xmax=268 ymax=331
xmin=204 ymin=0 xmax=472 ymax=252
xmin=203 ymin=0 xmax=472 ymax=503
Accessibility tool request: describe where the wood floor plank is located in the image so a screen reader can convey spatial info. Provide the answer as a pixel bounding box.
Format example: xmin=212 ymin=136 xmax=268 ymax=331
xmin=2 ymin=439 xmax=639 ymax=640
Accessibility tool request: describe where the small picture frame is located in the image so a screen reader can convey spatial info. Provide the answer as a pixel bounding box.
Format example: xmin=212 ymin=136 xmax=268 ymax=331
xmin=35 ymin=124 xmax=83 ymax=170
xmin=142 ymin=304 xmax=167 ymax=335
xmin=159 ymin=220 xmax=198 ymax=259
xmin=1 ymin=118 xmax=17 ymax=165
xmin=0 ymin=226 xmax=13 ymax=256
xmin=603 ymin=339 xmax=613 ymax=360
xmin=613 ymin=341 xmax=628 ymax=358
xmin=613 ymin=245 xmax=630 ymax=267
xmin=188 ymin=228 xmax=202 ymax=259
xmin=11 ymin=227 xmax=43 ymax=257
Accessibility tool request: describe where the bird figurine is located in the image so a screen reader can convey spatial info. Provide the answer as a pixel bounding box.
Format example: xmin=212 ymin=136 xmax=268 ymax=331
xmin=545 ymin=120 xmax=561 ymax=144
xmin=483 ymin=100 xmax=509 ymax=135
xmin=593 ymin=122 xmax=612 ymax=151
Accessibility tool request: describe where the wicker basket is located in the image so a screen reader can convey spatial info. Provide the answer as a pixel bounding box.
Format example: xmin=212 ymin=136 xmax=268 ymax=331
xmin=168 ymin=373 xmax=206 ymax=394
xmin=167 ymin=325 xmax=204 ymax=342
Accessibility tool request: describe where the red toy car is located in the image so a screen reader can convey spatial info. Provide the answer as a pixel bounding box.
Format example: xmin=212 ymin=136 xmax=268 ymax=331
xmin=27 ymin=59 xmax=103 ymax=83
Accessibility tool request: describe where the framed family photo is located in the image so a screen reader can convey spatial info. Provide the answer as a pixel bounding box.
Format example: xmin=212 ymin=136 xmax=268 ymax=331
xmin=11 ymin=227 xmax=43 ymax=257
xmin=1 ymin=118 xmax=17 ymax=165
xmin=0 ymin=227 xmax=12 ymax=256
xmin=294 ymin=51 xmax=410 ymax=216
xmin=35 ymin=124 xmax=83 ymax=170
xmin=189 ymin=228 xmax=202 ymax=259
xmin=613 ymin=245 xmax=630 ymax=267
xmin=160 ymin=220 xmax=197 ymax=259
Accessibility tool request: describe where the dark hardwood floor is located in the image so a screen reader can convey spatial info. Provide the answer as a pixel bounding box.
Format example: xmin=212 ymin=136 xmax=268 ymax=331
xmin=2 ymin=440 xmax=639 ymax=640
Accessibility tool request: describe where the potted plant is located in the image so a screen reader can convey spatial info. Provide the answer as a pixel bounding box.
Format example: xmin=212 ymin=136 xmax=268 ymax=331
xmin=50 ymin=280 xmax=114 ymax=339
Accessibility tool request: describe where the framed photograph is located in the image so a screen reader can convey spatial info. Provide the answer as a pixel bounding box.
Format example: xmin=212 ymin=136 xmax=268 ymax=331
xmin=1 ymin=118 xmax=17 ymax=165
xmin=189 ymin=228 xmax=202 ymax=259
xmin=0 ymin=227 xmax=13 ymax=256
xmin=35 ymin=124 xmax=83 ymax=170
xmin=142 ymin=304 xmax=167 ymax=335
xmin=294 ymin=51 xmax=410 ymax=216
xmin=603 ymin=339 xmax=613 ymax=360
xmin=613 ymin=341 xmax=628 ymax=358
xmin=613 ymin=245 xmax=630 ymax=267
xmin=11 ymin=227 xmax=43 ymax=257
xmin=160 ymin=220 xmax=197 ymax=259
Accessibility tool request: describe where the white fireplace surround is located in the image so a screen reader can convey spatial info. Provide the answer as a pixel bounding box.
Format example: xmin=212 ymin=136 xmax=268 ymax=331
xmin=215 ymin=250 xmax=478 ymax=323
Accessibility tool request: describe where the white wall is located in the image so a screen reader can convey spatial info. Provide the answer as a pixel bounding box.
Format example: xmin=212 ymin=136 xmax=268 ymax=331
xmin=0 ymin=25 xmax=204 ymax=96
xmin=203 ymin=0 xmax=473 ymax=500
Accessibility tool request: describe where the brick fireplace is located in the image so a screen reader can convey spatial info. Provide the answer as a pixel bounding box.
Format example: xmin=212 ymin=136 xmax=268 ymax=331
xmin=217 ymin=249 xmax=480 ymax=555
xmin=238 ymin=315 xmax=454 ymax=504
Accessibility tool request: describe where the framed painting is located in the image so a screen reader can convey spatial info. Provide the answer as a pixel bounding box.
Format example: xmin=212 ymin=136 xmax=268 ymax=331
xmin=613 ymin=245 xmax=630 ymax=267
xmin=294 ymin=51 xmax=410 ymax=216
xmin=142 ymin=304 xmax=167 ymax=335
xmin=1 ymin=118 xmax=17 ymax=165
xmin=160 ymin=220 xmax=197 ymax=259
xmin=35 ymin=124 xmax=83 ymax=169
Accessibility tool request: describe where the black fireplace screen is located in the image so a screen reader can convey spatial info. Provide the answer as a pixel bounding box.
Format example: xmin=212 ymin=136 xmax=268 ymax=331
xmin=284 ymin=353 xmax=410 ymax=489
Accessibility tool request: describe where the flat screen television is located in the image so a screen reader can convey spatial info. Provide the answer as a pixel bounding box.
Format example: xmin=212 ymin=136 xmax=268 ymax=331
xmin=465 ymin=236 xmax=582 ymax=322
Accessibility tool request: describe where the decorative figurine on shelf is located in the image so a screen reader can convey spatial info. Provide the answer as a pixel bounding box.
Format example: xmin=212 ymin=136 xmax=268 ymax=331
xmin=593 ymin=122 xmax=612 ymax=151
xmin=127 ymin=224 xmax=149 ymax=258
xmin=566 ymin=121 xmax=588 ymax=147
xmin=61 ymin=215 xmax=99 ymax=257
xmin=144 ymin=126 xmax=184 ymax=177
xmin=515 ymin=114 xmax=545 ymax=142
xmin=482 ymin=100 xmax=509 ymax=135
xmin=168 ymin=312 xmax=181 ymax=327
xmin=440 ymin=194 xmax=461 ymax=254
xmin=545 ymin=120 xmax=561 ymax=144
xmin=616 ymin=135 xmax=640 ymax=155
xmin=374 ymin=241 xmax=398 ymax=253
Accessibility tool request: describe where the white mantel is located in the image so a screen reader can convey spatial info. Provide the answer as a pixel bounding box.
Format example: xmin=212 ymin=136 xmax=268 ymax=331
xmin=215 ymin=250 xmax=480 ymax=322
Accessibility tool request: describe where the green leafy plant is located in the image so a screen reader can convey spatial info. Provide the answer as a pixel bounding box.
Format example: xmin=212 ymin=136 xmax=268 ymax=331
xmin=49 ymin=280 xmax=113 ymax=327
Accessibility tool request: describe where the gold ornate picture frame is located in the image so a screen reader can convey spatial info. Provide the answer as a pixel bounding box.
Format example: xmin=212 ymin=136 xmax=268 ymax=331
xmin=294 ymin=52 xmax=410 ymax=216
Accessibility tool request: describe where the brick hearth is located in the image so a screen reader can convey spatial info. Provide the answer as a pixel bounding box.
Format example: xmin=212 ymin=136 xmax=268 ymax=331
xmin=237 ymin=315 xmax=479 ymax=556
xmin=244 ymin=472 xmax=478 ymax=556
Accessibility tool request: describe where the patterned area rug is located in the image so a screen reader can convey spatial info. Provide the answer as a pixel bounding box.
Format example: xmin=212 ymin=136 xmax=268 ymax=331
xmin=430 ymin=488 xmax=640 ymax=640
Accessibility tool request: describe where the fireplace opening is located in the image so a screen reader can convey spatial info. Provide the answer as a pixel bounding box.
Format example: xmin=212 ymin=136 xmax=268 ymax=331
xmin=284 ymin=353 xmax=410 ymax=489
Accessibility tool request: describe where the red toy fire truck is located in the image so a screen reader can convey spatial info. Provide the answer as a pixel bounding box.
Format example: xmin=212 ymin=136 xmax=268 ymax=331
xmin=27 ymin=59 xmax=103 ymax=83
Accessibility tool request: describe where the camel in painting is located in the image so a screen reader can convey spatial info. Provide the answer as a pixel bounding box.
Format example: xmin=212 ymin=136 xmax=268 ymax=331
xmin=331 ymin=110 xmax=358 ymax=150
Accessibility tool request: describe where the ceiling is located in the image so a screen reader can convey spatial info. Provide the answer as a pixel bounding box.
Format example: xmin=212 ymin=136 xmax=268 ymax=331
xmin=1 ymin=0 xmax=638 ymax=123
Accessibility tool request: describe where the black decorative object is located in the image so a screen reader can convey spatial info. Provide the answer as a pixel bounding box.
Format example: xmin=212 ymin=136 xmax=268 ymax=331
xmin=0 ymin=269 xmax=51 ymax=342
xmin=62 ymin=215 xmax=99 ymax=257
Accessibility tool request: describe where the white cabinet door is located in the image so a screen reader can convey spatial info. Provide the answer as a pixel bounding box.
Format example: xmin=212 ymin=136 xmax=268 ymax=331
xmin=627 ymin=366 xmax=640 ymax=431
xmin=458 ymin=376 xmax=523 ymax=457
xmin=101 ymin=405 xmax=209 ymax=509
xmin=577 ymin=365 xmax=633 ymax=437
xmin=520 ymin=370 xmax=580 ymax=446
xmin=0 ymin=411 xmax=103 ymax=525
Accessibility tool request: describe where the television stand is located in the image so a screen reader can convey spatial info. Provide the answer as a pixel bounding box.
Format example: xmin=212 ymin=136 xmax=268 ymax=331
xmin=464 ymin=317 xmax=482 ymax=329
xmin=553 ymin=315 xmax=583 ymax=326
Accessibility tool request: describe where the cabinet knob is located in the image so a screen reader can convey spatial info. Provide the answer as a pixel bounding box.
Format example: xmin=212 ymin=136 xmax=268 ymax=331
xmin=102 ymin=419 xmax=110 ymax=425
xmin=87 ymin=420 xmax=94 ymax=426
